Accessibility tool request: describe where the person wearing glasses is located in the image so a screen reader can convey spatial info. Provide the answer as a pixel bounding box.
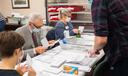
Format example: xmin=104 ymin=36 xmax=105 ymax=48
xmin=0 ymin=31 xmax=36 ymax=76
xmin=55 ymin=8 xmax=78 ymax=39
xmin=16 ymin=13 xmax=50 ymax=59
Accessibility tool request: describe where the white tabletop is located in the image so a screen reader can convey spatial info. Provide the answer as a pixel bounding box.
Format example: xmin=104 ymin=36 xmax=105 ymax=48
xmin=23 ymin=33 xmax=104 ymax=76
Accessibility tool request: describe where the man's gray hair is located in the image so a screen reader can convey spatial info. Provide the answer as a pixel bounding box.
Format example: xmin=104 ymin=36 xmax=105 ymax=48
xmin=28 ymin=13 xmax=43 ymax=22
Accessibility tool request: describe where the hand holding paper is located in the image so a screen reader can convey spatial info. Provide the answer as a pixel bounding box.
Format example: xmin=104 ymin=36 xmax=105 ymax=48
xmin=41 ymin=37 xmax=60 ymax=48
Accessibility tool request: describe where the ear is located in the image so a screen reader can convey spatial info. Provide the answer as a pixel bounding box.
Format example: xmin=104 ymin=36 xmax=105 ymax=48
xmin=14 ymin=48 xmax=20 ymax=56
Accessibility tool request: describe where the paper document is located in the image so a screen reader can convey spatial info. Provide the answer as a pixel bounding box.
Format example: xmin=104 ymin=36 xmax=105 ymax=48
xmin=41 ymin=37 xmax=50 ymax=48
xmin=78 ymin=26 xmax=84 ymax=33
xmin=49 ymin=39 xmax=60 ymax=47
xmin=50 ymin=59 xmax=65 ymax=68
xmin=26 ymin=53 xmax=32 ymax=67
xmin=43 ymin=67 xmax=62 ymax=74
xmin=34 ymin=55 xmax=53 ymax=63
xmin=41 ymin=38 xmax=60 ymax=48
xmin=53 ymin=51 xmax=86 ymax=64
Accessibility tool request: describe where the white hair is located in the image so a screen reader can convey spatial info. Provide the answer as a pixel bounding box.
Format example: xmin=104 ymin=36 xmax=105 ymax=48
xmin=28 ymin=13 xmax=43 ymax=22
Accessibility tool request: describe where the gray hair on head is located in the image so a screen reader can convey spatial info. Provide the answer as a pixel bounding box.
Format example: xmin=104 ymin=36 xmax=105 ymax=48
xmin=28 ymin=13 xmax=43 ymax=22
xmin=58 ymin=8 xmax=71 ymax=19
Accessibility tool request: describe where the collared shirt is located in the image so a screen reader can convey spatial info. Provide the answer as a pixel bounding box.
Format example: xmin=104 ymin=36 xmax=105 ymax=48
xmin=92 ymin=0 xmax=128 ymax=57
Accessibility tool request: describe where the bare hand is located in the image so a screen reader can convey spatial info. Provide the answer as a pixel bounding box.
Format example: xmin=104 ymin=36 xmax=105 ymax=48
xmin=88 ymin=49 xmax=99 ymax=57
xmin=28 ymin=67 xmax=36 ymax=76
xmin=16 ymin=64 xmax=28 ymax=76
xmin=73 ymin=29 xmax=78 ymax=34
xmin=48 ymin=40 xmax=55 ymax=44
xmin=35 ymin=46 xmax=46 ymax=54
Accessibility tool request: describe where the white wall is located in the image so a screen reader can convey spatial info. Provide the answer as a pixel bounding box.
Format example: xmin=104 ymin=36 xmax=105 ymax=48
xmin=0 ymin=0 xmax=46 ymax=18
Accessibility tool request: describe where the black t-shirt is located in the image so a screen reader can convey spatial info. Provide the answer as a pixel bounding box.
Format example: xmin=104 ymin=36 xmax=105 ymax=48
xmin=0 ymin=69 xmax=20 ymax=76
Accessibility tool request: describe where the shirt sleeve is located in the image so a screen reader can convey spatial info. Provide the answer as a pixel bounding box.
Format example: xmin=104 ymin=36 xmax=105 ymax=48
xmin=91 ymin=0 xmax=108 ymax=36
xmin=67 ymin=22 xmax=76 ymax=36
xmin=55 ymin=22 xmax=65 ymax=39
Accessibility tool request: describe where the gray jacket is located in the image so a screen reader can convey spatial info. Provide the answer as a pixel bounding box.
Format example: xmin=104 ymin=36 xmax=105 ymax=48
xmin=15 ymin=25 xmax=49 ymax=58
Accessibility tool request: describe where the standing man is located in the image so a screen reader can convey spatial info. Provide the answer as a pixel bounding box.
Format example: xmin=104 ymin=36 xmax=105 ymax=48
xmin=16 ymin=13 xmax=47 ymax=59
xmin=89 ymin=0 xmax=128 ymax=76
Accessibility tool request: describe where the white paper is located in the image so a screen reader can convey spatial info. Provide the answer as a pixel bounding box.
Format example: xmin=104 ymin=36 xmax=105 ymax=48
xmin=53 ymin=51 xmax=85 ymax=64
xmin=63 ymin=51 xmax=85 ymax=63
xmin=78 ymin=26 xmax=84 ymax=33
xmin=64 ymin=30 xmax=70 ymax=38
xmin=41 ymin=37 xmax=50 ymax=48
xmin=34 ymin=55 xmax=53 ymax=63
xmin=43 ymin=67 xmax=62 ymax=74
xmin=26 ymin=53 xmax=32 ymax=67
xmin=50 ymin=58 xmax=66 ymax=68
xmin=49 ymin=39 xmax=60 ymax=47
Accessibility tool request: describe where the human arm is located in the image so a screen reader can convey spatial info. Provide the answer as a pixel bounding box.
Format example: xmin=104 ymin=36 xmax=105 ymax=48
xmin=89 ymin=0 xmax=109 ymax=56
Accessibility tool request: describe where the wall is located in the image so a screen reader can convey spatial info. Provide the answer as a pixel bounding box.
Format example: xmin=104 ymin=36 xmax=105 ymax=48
xmin=0 ymin=0 xmax=46 ymax=18
xmin=0 ymin=0 xmax=4 ymax=14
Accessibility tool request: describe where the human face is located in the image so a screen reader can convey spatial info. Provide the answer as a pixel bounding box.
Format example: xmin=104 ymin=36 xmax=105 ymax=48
xmin=63 ymin=13 xmax=71 ymax=22
xmin=66 ymin=17 xmax=71 ymax=22
xmin=33 ymin=18 xmax=44 ymax=28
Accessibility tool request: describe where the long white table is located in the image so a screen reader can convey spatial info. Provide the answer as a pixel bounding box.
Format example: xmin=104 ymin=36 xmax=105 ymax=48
xmin=23 ymin=33 xmax=104 ymax=76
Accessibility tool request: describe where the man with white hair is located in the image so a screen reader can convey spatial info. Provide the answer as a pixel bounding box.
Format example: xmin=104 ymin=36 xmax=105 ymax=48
xmin=16 ymin=13 xmax=48 ymax=59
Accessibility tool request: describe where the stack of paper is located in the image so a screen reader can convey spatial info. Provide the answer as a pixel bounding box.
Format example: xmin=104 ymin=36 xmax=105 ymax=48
xmin=53 ymin=51 xmax=86 ymax=64
xmin=43 ymin=66 xmax=62 ymax=74
xmin=34 ymin=55 xmax=53 ymax=63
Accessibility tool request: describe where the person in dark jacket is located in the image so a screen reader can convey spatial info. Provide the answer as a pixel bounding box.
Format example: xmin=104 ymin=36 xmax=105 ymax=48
xmin=89 ymin=0 xmax=128 ymax=76
xmin=55 ymin=8 xmax=78 ymax=39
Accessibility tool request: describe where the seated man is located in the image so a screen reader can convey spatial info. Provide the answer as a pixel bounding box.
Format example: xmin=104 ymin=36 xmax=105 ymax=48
xmin=16 ymin=13 xmax=51 ymax=59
